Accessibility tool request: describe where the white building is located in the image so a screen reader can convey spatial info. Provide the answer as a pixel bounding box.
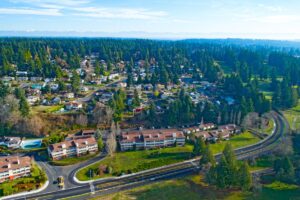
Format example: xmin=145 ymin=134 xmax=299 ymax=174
xmin=48 ymin=136 xmax=98 ymax=160
xmin=120 ymin=129 xmax=185 ymax=151
xmin=0 ymin=156 xmax=32 ymax=183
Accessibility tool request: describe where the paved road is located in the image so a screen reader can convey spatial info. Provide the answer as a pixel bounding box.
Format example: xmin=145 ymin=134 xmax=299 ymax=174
xmin=10 ymin=111 xmax=287 ymax=200
xmin=77 ymin=77 xmax=126 ymax=103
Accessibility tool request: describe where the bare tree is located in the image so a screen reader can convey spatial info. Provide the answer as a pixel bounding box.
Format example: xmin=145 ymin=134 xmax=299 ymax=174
xmin=0 ymin=95 xmax=21 ymax=125
xmin=15 ymin=116 xmax=44 ymax=136
xmin=106 ymin=121 xmax=117 ymax=156
xmin=237 ymin=111 xmax=242 ymax=125
xmin=242 ymin=112 xmax=259 ymax=129
xmin=116 ymin=122 xmax=121 ymax=137
xmin=217 ymin=112 xmax=221 ymax=125
xmin=275 ymin=135 xmax=294 ymax=156
xmin=92 ymin=103 xmax=113 ymax=127
xmin=75 ymin=114 xmax=88 ymax=127
xmin=230 ymin=109 xmax=234 ymax=123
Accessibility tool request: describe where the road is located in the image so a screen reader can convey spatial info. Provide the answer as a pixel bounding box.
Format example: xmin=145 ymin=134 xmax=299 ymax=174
xmin=76 ymin=77 xmax=126 ymax=103
xmin=9 ymin=111 xmax=287 ymax=200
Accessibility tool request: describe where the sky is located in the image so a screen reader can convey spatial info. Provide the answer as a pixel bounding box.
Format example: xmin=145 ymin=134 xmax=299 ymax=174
xmin=1 ymin=0 xmax=300 ymax=39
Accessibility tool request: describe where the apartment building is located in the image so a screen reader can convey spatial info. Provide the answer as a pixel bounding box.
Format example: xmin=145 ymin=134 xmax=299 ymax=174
xmin=120 ymin=129 xmax=185 ymax=151
xmin=0 ymin=156 xmax=32 ymax=183
xmin=48 ymin=136 xmax=98 ymax=160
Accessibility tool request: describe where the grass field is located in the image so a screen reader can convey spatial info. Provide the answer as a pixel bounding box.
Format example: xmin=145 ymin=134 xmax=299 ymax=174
xmin=209 ymin=131 xmax=260 ymax=154
xmin=77 ymin=132 xmax=260 ymax=181
xmin=32 ymin=105 xmax=64 ymax=114
xmin=283 ymin=100 xmax=300 ymax=131
xmin=91 ymin=175 xmax=300 ymax=200
xmin=76 ymin=145 xmax=194 ymax=181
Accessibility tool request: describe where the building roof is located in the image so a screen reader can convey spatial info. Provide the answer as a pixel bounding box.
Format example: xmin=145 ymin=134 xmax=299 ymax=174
xmin=81 ymin=129 xmax=95 ymax=135
xmin=0 ymin=156 xmax=31 ymax=173
xmin=49 ymin=136 xmax=97 ymax=152
xmin=121 ymin=129 xmax=185 ymax=143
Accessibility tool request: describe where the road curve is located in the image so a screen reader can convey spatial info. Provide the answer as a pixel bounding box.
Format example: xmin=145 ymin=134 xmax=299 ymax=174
xmin=10 ymin=111 xmax=287 ymax=200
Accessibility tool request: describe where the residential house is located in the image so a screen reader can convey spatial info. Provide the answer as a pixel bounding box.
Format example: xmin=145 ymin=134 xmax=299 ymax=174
xmin=0 ymin=137 xmax=22 ymax=149
xmin=16 ymin=71 xmax=28 ymax=76
xmin=65 ymin=102 xmax=83 ymax=110
xmin=81 ymin=86 xmax=89 ymax=92
xmin=27 ymin=96 xmax=40 ymax=105
xmin=200 ymin=123 xmax=216 ymax=131
xmin=52 ymin=97 xmax=61 ymax=105
xmin=64 ymin=92 xmax=75 ymax=99
xmin=108 ymin=73 xmax=119 ymax=80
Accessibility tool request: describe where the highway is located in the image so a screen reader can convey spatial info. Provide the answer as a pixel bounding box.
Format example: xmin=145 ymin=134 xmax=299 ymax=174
xmin=10 ymin=111 xmax=287 ymax=200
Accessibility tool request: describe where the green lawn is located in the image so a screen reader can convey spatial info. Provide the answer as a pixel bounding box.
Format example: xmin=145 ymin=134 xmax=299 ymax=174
xmin=91 ymin=175 xmax=300 ymax=200
xmin=50 ymin=153 xmax=98 ymax=166
xmin=210 ymin=131 xmax=261 ymax=154
xmin=284 ymin=100 xmax=300 ymax=131
xmin=77 ymin=132 xmax=260 ymax=181
xmin=0 ymin=163 xmax=47 ymax=197
xmin=32 ymin=105 xmax=64 ymax=114
xmin=76 ymin=145 xmax=194 ymax=181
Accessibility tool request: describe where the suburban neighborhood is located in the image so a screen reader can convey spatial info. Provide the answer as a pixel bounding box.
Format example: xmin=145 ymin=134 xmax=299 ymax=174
xmin=0 ymin=3 xmax=300 ymax=198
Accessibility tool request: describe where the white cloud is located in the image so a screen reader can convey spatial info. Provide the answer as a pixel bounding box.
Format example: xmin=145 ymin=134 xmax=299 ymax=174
xmin=0 ymin=7 xmax=61 ymax=16
xmin=4 ymin=0 xmax=168 ymax=20
xmin=258 ymin=4 xmax=284 ymax=12
xmin=9 ymin=0 xmax=90 ymax=7
xmin=73 ymin=7 xmax=168 ymax=20
xmin=262 ymin=15 xmax=300 ymax=23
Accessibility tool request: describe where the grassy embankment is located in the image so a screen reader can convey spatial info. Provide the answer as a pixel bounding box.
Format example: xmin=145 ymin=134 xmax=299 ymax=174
xmin=49 ymin=153 xmax=98 ymax=166
xmin=77 ymin=131 xmax=260 ymax=181
xmin=90 ymin=174 xmax=300 ymax=200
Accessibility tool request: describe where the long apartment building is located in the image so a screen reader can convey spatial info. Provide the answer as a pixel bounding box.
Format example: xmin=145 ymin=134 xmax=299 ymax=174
xmin=48 ymin=136 xmax=98 ymax=160
xmin=120 ymin=129 xmax=185 ymax=151
xmin=0 ymin=156 xmax=32 ymax=183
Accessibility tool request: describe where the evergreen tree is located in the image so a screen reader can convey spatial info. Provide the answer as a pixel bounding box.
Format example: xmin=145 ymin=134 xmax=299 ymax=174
xmin=238 ymin=161 xmax=252 ymax=191
xmin=0 ymin=81 xmax=9 ymax=98
xmin=192 ymin=138 xmax=200 ymax=156
xmin=200 ymin=145 xmax=215 ymax=166
xmin=127 ymin=73 xmax=134 ymax=88
xmin=132 ymin=89 xmax=141 ymax=108
xmin=222 ymin=143 xmax=237 ymax=186
xmin=199 ymin=138 xmax=206 ymax=155
xmin=94 ymin=61 xmax=101 ymax=76
xmin=71 ymin=71 xmax=80 ymax=93
xmin=216 ymin=155 xmax=230 ymax=188
xmin=19 ymin=96 xmax=30 ymax=117
xmin=97 ymin=137 xmax=104 ymax=151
